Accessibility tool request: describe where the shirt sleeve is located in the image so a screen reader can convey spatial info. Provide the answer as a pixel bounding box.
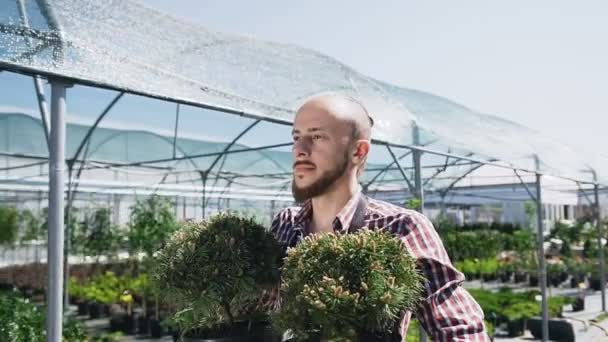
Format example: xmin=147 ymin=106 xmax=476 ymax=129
xmin=394 ymin=211 xmax=491 ymax=342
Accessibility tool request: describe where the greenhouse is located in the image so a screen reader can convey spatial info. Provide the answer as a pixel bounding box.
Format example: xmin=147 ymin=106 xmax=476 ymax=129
xmin=1 ymin=0 xmax=607 ymax=341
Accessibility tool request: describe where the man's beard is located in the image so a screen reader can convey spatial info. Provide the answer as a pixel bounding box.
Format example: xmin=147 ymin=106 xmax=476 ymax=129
xmin=291 ymin=151 xmax=349 ymax=203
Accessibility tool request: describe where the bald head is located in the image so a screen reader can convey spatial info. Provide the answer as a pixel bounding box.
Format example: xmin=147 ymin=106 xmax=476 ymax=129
xmin=292 ymin=93 xmax=373 ymax=186
xmin=296 ymin=93 xmax=373 ymax=142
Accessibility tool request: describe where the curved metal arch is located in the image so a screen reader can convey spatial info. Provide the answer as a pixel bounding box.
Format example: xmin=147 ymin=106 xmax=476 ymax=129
xmin=436 ymin=163 xmax=486 ymax=197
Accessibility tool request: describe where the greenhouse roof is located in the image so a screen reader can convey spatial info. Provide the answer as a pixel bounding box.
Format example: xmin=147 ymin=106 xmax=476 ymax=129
xmin=0 ymin=0 xmax=606 ymax=186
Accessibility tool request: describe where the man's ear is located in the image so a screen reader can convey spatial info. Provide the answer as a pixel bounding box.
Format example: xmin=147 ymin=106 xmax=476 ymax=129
xmin=353 ymin=140 xmax=371 ymax=163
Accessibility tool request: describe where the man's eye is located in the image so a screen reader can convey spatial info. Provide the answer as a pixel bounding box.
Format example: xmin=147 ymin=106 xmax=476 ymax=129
xmin=292 ymin=136 xmax=300 ymax=142
xmin=313 ymin=134 xmax=323 ymax=140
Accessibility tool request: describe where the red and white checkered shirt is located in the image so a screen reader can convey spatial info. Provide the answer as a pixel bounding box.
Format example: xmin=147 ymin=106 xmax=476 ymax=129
xmin=271 ymin=190 xmax=491 ymax=342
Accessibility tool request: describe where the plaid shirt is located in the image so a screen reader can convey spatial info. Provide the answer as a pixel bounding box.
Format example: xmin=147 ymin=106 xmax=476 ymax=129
xmin=271 ymin=190 xmax=491 ymax=342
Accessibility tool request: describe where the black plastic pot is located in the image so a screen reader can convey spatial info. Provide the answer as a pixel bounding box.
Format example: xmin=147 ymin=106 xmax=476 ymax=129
xmin=89 ymin=302 xmax=102 ymax=319
xmin=527 ymin=318 xmax=575 ymax=342
xmin=138 ymin=315 xmax=150 ymax=335
xmin=514 ymin=272 xmax=527 ymax=283
xmin=123 ymin=313 xmax=140 ymax=335
xmin=499 ymin=272 xmax=512 ymax=283
xmin=109 ymin=313 xmax=126 ymax=332
xmin=529 ymin=275 xmax=539 ymax=287
xmin=572 ymin=296 xmax=585 ymax=312
xmin=482 ymin=274 xmax=497 ymax=282
xmin=590 ymin=278 xmax=602 ymax=291
xmin=549 ymin=276 xmax=561 ymax=287
xmin=179 ymin=321 xmax=278 ymax=342
xmin=77 ymin=301 xmax=89 ymax=316
xmin=506 ymin=319 xmax=524 ymax=337
xmin=150 ymin=318 xmax=165 ymax=338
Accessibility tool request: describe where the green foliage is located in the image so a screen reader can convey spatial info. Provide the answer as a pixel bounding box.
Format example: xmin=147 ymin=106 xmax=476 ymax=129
xmin=19 ymin=209 xmax=43 ymax=245
xmin=128 ymin=196 xmax=177 ymax=258
xmin=274 ymin=229 xmax=425 ymax=340
xmin=0 ymin=290 xmax=87 ymax=341
xmin=0 ymin=206 xmax=19 ymax=247
xmin=82 ymin=272 xmax=125 ymax=304
xmin=79 ymin=207 xmax=122 ymax=260
xmin=152 ymin=213 xmax=282 ymax=333
xmin=468 ymin=287 xmax=571 ymax=323
xmin=503 ymin=229 xmax=535 ymax=254
xmin=502 ymin=301 xmax=540 ymax=321
xmin=404 ymin=198 xmax=422 ymax=211
xmin=0 ymin=290 xmax=44 ymax=341
xmin=479 ymin=258 xmax=499 ymax=277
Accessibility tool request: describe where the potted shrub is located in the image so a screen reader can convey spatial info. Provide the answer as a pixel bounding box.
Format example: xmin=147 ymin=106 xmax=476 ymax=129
xmin=273 ymin=229 xmax=425 ymax=341
xmin=84 ymin=271 xmax=122 ymax=319
xmin=480 ymin=258 xmax=498 ymax=282
xmin=68 ymin=277 xmax=89 ymax=316
xmin=128 ymin=195 xmax=178 ymax=333
xmin=502 ymin=301 xmax=540 ymax=337
xmin=152 ymin=213 xmax=283 ymax=341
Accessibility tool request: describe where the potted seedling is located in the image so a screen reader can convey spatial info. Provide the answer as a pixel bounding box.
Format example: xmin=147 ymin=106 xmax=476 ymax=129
xmin=152 ymin=213 xmax=283 ymax=341
xmin=273 ymin=229 xmax=425 ymax=341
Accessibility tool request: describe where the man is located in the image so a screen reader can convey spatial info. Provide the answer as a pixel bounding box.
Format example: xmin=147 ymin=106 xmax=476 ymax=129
xmin=271 ymin=93 xmax=490 ymax=341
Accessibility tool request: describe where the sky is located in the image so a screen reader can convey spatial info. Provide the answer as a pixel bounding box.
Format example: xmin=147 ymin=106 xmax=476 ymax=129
xmin=141 ymin=0 xmax=607 ymax=153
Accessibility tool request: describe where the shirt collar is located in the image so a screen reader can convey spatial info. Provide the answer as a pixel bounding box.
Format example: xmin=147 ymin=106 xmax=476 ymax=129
xmin=293 ymin=188 xmax=364 ymax=234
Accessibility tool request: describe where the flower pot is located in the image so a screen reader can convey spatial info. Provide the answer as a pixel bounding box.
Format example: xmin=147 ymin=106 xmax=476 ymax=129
xmin=590 ymin=278 xmax=602 ymax=291
xmin=514 ymin=272 xmax=527 ymax=283
xmin=482 ymin=274 xmax=497 ymax=282
xmin=572 ymin=296 xmax=585 ymax=312
xmin=77 ymin=301 xmax=89 ymax=316
xmin=549 ymin=276 xmax=561 ymax=288
xmin=527 ymin=318 xmax=575 ymax=342
xmin=499 ymin=272 xmax=512 ymax=283
xmin=149 ymin=318 xmax=165 ymax=338
xmin=529 ymin=275 xmax=539 ymax=287
xmin=123 ymin=313 xmax=140 ymax=335
xmin=506 ymin=319 xmax=524 ymax=337
xmin=138 ymin=315 xmax=150 ymax=335
xmin=89 ymin=302 xmax=103 ymax=319
xmin=109 ymin=313 xmax=127 ymax=332
xmin=179 ymin=321 xmax=272 ymax=342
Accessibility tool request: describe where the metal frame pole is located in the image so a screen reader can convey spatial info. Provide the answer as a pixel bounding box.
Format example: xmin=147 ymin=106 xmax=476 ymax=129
xmin=47 ymin=80 xmax=67 ymax=342
xmin=534 ymin=156 xmax=548 ymax=342
xmin=412 ymin=123 xmax=427 ymax=342
xmin=593 ymin=170 xmax=606 ymax=312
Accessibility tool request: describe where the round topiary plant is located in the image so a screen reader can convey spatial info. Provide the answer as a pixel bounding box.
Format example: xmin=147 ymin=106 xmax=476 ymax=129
xmin=273 ymin=229 xmax=426 ymax=341
xmin=152 ymin=212 xmax=283 ymax=341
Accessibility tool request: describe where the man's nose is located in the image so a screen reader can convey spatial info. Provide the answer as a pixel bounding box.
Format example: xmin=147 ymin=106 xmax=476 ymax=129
xmin=293 ymin=138 xmax=311 ymax=157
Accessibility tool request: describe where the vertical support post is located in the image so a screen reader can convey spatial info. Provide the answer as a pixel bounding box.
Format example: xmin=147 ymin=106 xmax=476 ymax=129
xmin=172 ymin=104 xmax=180 ymax=159
xmin=413 ymin=123 xmax=424 ymax=213
xmin=62 ymin=165 xmax=73 ymax=310
xmin=47 ymin=80 xmax=67 ymax=342
xmin=534 ymin=156 xmax=548 ymax=342
xmin=593 ymin=170 xmax=606 ymax=312
xmin=412 ymin=123 xmax=427 ymax=342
